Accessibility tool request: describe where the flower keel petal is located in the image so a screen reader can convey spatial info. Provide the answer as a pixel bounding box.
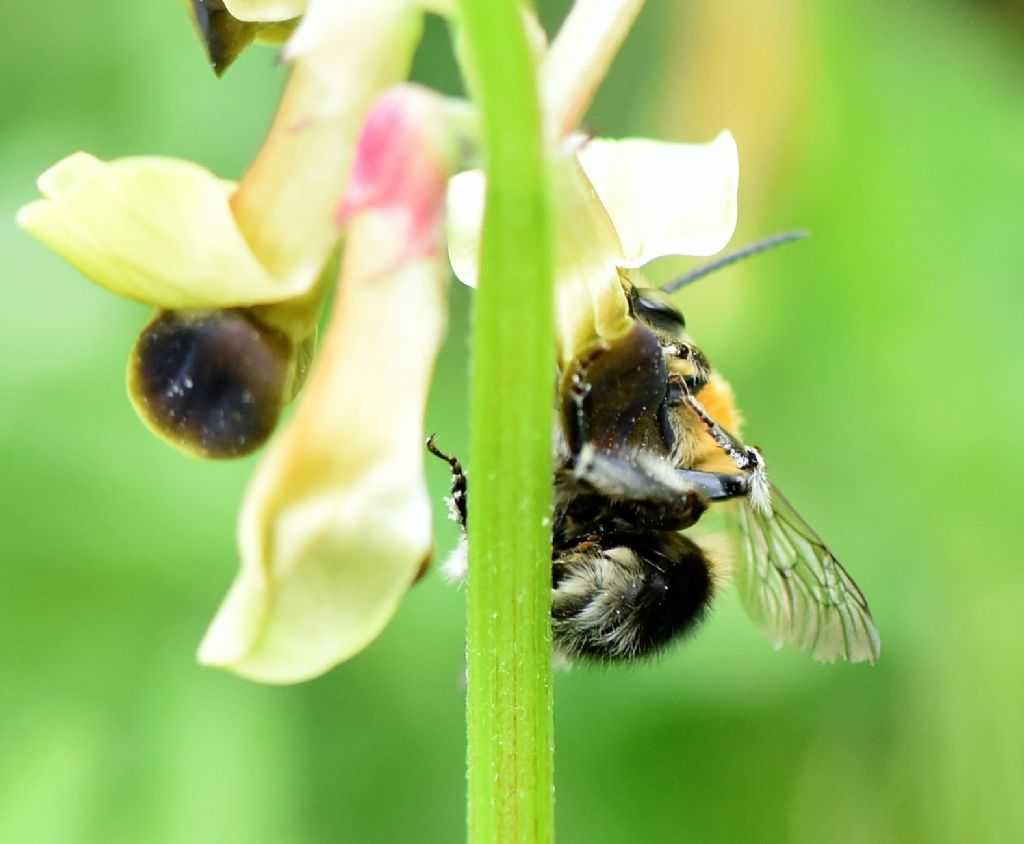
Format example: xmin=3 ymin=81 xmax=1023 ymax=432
xmin=198 ymin=241 xmax=447 ymax=681
xmin=200 ymin=86 xmax=455 ymax=682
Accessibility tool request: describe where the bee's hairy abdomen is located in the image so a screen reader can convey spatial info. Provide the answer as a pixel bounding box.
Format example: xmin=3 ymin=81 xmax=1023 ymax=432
xmin=551 ymin=531 xmax=715 ymax=662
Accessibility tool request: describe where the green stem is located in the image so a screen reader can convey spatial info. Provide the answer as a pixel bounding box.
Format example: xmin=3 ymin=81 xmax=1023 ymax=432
xmin=457 ymin=2 xmax=555 ymax=843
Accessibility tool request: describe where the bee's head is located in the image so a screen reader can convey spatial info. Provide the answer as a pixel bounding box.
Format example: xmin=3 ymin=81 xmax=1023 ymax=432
xmin=628 ymin=286 xmax=709 ymax=391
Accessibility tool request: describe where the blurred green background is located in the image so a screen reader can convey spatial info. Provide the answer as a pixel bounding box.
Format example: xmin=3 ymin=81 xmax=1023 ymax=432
xmin=3 ymin=1 xmax=1023 ymax=842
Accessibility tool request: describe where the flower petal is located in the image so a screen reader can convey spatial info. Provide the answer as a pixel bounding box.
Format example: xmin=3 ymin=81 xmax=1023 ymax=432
xmin=229 ymin=0 xmax=424 ymax=286
xmin=541 ymin=0 xmax=644 ymax=137
xmin=222 ymin=0 xmax=307 ymax=22
xmin=578 ymin=130 xmax=739 ymax=266
xmin=199 ymin=86 xmax=455 ymax=682
xmin=17 ymin=153 xmax=305 ymax=308
xmin=447 ymin=153 xmax=631 ymax=362
xmin=444 ymin=169 xmax=486 ymax=287
xmin=548 ymin=156 xmax=633 ymax=361
xmin=199 ymin=231 xmax=447 ymax=682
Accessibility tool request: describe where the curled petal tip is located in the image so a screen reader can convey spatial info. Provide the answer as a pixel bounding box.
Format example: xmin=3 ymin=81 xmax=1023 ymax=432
xmin=33 ymin=151 xmax=103 ymax=199
xmin=198 ymin=464 xmax=433 ymax=682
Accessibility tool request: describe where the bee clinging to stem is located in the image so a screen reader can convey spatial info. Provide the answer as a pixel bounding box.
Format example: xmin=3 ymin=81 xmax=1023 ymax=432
xmin=431 ymin=231 xmax=880 ymax=665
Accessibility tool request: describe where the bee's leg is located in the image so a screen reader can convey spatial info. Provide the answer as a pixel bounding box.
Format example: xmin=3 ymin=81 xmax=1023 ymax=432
xmin=565 ymin=443 xmax=750 ymax=534
xmin=572 ymin=443 xmax=748 ymax=502
xmin=675 ymin=467 xmax=751 ymax=501
xmin=676 ymin=389 xmax=759 ymax=469
xmin=676 ymin=390 xmax=772 ymax=515
xmin=426 ymin=436 xmax=468 ymax=529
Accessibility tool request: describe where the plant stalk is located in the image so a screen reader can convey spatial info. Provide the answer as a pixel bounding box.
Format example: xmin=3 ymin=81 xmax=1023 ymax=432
xmin=457 ymin=1 xmax=555 ymax=842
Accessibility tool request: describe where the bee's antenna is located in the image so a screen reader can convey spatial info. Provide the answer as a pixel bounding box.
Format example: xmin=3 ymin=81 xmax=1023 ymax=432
xmin=660 ymin=230 xmax=810 ymax=294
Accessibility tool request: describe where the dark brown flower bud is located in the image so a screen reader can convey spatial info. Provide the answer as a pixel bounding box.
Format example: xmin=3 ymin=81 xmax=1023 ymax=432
xmin=186 ymin=0 xmax=259 ymax=76
xmin=128 ymin=309 xmax=293 ymax=458
xmin=185 ymin=1 xmax=299 ymax=76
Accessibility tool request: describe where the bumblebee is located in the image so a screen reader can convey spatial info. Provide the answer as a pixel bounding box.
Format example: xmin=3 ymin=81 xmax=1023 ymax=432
xmin=431 ymin=235 xmax=880 ymax=665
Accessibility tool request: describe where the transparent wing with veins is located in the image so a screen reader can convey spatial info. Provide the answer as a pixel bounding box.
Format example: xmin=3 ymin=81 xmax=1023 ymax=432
xmin=734 ymin=486 xmax=880 ymax=663
xmin=681 ymin=392 xmax=880 ymax=663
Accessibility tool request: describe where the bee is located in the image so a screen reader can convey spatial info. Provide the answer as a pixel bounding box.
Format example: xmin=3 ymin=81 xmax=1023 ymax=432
xmin=430 ymin=233 xmax=880 ymax=665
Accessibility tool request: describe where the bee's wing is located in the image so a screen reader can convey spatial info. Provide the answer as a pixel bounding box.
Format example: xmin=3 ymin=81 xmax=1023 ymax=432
xmin=734 ymin=485 xmax=880 ymax=663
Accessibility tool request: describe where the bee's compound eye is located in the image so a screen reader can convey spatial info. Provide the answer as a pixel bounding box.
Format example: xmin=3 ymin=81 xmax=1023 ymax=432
xmin=631 ymin=288 xmax=686 ymax=335
xmin=128 ymin=309 xmax=293 ymax=458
